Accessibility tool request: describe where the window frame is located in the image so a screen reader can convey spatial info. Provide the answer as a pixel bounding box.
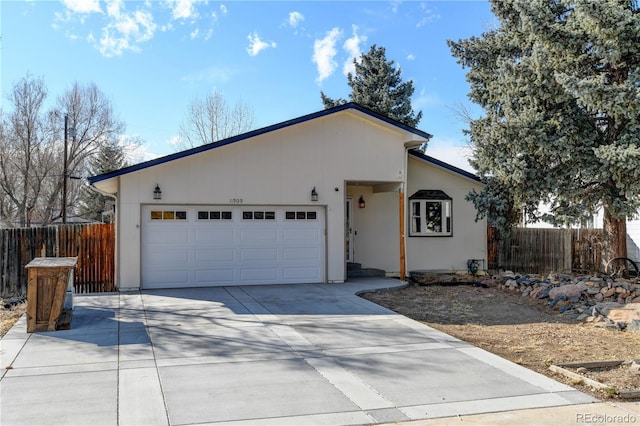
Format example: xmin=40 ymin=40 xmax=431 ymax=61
xmin=408 ymin=190 xmax=452 ymax=237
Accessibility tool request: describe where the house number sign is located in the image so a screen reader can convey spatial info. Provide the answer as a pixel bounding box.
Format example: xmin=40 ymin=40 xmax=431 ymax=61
xmin=230 ymin=198 xmax=244 ymax=204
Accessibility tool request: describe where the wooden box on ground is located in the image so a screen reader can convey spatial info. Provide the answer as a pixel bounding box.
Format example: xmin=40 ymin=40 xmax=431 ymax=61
xmin=25 ymin=257 xmax=77 ymax=332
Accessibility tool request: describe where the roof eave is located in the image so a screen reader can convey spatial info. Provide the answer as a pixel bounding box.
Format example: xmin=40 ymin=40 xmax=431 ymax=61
xmin=89 ymin=103 xmax=433 ymax=184
xmin=408 ymin=149 xmax=481 ymax=183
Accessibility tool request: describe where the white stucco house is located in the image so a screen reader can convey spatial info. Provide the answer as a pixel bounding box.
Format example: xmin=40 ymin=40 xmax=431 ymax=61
xmin=89 ymin=103 xmax=486 ymax=290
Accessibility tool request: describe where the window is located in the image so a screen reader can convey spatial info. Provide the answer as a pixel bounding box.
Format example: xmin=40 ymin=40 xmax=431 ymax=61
xmin=285 ymin=211 xmax=317 ymax=220
xmin=197 ymin=211 xmax=232 ymax=220
xmin=243 ymin=211 xmax=276 ymax=220
xmin=409 ymin=190 xmax=452 ymax=236
xmin=150 ymin=210 xmax=187 ymax=221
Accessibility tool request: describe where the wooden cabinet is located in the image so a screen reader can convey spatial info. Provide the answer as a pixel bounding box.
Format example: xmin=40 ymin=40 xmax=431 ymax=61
xmin=25 ymin=257 xmax=77 ymax=332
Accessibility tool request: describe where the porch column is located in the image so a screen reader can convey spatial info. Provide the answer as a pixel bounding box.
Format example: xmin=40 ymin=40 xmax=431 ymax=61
xmin=399 ymin=188 xmax=406 ymax=280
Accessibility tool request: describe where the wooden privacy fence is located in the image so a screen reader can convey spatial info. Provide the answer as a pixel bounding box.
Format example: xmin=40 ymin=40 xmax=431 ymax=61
xmin=487 ymin=227 xmax=603 ymax=274
xmin=0 ymin=224 xmax=115 ymax=298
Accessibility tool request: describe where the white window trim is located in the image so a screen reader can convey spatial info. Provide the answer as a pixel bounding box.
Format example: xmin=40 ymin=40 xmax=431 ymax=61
xmin=409 ymin=199 xmax=452 ymax=237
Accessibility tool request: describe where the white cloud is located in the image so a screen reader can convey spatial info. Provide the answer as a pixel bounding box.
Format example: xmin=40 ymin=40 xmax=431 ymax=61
xmin=106 ymin=0 xmax=123 ymax=18
xmin=62 ymin=0 xmax=101 ymax=14
xmin=124 ymin=141 xmax=162 ymax=164
xmin=342 ymin=25 xmax=367 ymax=77
xmin=390 ymin=0 xmax=402 ymax=14
xmin=167 ymin=0 xmax=202 ymax=20
xmin=98 ymin=5 xmax=157 ymax=57
xmin=416 ymin=3 xmax=440 ymax=28
xmin=288 ymin=11 xmax=304 ymax=28
xmin=313 ymin=27 xmax=342 ymax=83
xmin=407 ymin=53 xmax=415 ymax=61
xmin=246 ymin=32 xmax=276 ymax=56
xmin=167 ymin=135 xmax=182 ymax=147
xmin=55 ymin=0 xmax=218 ymax=57
xmin=220 ymin=4 xmax=228 ymax=15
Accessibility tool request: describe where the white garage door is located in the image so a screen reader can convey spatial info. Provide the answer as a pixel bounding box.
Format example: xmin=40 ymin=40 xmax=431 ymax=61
xmin=141 ymin=205 xmax=325 ymax=289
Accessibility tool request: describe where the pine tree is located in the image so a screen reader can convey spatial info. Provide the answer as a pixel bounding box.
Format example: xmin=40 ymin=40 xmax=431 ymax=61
xmin=448 ymin=0 xmax=640 ymax=262
xmin=321 ymin=45 xmax=422 ymax=128
xmin=79 ymin=141 xmax=126 ymax=222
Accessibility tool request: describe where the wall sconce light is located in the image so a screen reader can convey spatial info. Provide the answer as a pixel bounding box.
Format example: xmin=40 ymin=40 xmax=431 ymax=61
xmin=311 ymin=187 xmax=318 ymax=202
xmin=358 ymin=195 xmax=365 ymax=208
xmin=153 ymin=184 xmax=162 ymax=200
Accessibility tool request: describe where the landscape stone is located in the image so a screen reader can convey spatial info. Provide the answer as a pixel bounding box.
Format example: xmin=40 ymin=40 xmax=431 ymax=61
xmin=628 ymin=320 xmax=640 ymax=334
xmin=606 ymin=303 xmax=640 ymax=323
xmin=548 ymin=284 xmax=583 ymax=300
xmin=411 ymin=269 xmax=640 ymax=332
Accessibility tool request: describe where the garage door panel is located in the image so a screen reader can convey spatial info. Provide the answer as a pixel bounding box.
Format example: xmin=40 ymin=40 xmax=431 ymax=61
xmin=195 ymin=269 xmax=235 ymax=284
xmin=147 ymin=248 xmax=189 ymax=266
xmin=240 ymin=248 xmax=278 ymax=262
xmin=283 ymin=267 xmax=322 ymax=281
xmin=145 ymin=269 xmax=190 ymax=286
xmin=240 ymin=268 xmax=279 ymax=282
xmin=194 ymin=228 xmax=234 ymax=243
xmin=142 ymin=205 xmax=325 ymax=288
xmin=283 ymin=228 xmax=322 ymax=241
xmin=145 ymin=229 xmax=189 ymax=244
xmin=283 ymin=247 xmax=321 ymax=261
xmin=194 ymin=248 xmax=234 ymax=264
xmin=239 ymin=228 xmax=278 ymax=242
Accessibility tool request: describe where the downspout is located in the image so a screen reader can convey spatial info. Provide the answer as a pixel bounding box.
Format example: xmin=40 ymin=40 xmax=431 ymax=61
xmin=399 ymin=184 xmax=406 ymax=281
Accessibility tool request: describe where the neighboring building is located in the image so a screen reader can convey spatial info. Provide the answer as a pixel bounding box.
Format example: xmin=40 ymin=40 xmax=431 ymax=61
xmin=89 ymin=103 xmax=486 ymax=290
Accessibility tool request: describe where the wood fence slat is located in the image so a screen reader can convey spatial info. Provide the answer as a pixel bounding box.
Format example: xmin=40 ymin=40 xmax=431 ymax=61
xmin=487 ymin=226 xmax=604 ymax=274
xmin=0 ymin=224 xmax=116 ymax=298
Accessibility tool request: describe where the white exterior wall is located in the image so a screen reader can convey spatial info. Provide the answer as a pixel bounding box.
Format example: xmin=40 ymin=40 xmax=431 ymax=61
xmin=626 ymin=217 xmax=640 ymax=264
xmin=406 ymin=156 xmax=486 ymax=272
xmin=108 ymin=111 xmax=412 ymax=290
xmin=346 ymin=186 xmax=400 ymax=273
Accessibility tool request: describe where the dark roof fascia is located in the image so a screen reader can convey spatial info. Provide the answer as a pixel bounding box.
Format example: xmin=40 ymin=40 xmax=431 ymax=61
xmin=409 ymin=189 xmax=452 ymax=200
xmin=89 ymin=103 xmax=433 ymax=184
xmin=408 ymin=149 xmax=481 ymax=183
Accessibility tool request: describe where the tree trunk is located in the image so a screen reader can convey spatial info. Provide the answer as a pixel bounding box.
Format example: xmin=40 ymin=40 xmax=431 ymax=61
xmin=602 ymin=207 xmax=627 ymax=266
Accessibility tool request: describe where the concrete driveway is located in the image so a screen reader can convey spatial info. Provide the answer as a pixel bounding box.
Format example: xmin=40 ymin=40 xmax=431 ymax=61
xmin=1 ymin=278 xmax=599 ymax=425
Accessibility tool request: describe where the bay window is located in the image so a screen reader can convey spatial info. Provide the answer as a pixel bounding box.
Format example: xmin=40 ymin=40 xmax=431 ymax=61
xmin=409 ymin=190 xmax=452 ymax=236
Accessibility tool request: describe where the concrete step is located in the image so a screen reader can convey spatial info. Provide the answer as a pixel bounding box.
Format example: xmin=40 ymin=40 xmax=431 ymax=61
xmin=347 ymin=262 xmax=385 ymax=278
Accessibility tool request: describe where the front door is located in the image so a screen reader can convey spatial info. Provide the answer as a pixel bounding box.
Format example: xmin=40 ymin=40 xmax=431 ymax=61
xmin=346 ymin=198 xmax=354 ymax=262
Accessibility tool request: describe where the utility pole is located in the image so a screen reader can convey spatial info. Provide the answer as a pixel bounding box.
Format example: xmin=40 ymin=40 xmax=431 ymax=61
xmin=62 ymin=114 xmax=75 ymax=224
xmin=62 ymin=114 xmax=68 ymax=224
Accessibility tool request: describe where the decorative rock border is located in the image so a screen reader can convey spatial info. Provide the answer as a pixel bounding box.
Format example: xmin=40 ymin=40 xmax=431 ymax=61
xmin=408 ymin=269 xmax=640 ymax=332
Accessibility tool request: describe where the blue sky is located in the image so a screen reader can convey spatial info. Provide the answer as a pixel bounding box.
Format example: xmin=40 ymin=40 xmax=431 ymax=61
xmin=1 ymin=0 xmax=496 ymax=171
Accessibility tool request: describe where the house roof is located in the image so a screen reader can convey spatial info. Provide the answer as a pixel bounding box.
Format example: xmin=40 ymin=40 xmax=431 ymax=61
xmin=408 ymin=149 xmax=481 ymax=182
xmin=409 ymin=190 xmax=452 ymax=200
xmin=89 ymin=102 xmax=433 ymax=184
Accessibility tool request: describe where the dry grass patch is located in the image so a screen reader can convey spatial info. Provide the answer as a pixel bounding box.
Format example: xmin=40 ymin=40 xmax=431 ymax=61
xmin=1 ymin=302 xmax=26 ymax=338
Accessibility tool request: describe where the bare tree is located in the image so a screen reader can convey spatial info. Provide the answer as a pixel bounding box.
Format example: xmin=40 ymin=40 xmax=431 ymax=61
xmin=0 ymin=76 xmax=133 ymax=227
xmin=53 ymin=82 xmax=126 ymax=223
xmin=0 ymin=75 xmax=49 ymax=227
xmin=176 ymin=89 xmax=255 ymax=150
